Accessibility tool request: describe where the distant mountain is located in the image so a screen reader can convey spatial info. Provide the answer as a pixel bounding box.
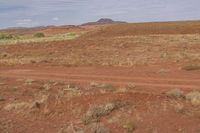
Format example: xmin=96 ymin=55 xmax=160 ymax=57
xmin=0 ymin=26 xmax=46 ymax=34
xmin=81 ymin=18 xmax=126 ymax=26
xmin=0 ymin=25 xmax=83 ymax=35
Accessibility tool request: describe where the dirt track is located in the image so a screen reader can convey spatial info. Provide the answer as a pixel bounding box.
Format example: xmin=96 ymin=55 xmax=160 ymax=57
xmin=1 ymin=65 xmax=199 ymax=92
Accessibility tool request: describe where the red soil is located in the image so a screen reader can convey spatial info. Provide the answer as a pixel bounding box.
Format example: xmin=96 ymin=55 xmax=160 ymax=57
xmin=1 ymin=20 xmax=200 ymax=133
xmin=0 ymin=64 xmax=200 ymax=133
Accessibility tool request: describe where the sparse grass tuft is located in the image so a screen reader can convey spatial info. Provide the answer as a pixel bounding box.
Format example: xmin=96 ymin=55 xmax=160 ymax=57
xmin=186 ymin=91 xmax=200 ymax=106
xmin=86 ymin=122 xmax=110 ymax=133
xmin=64 ymin=83 xmax=79 ymax=91
xmin=82 ymin=101 xmax=125 ymax=125
xmin=0 ymin=33 xmax=14 ymax=40
xmin=34 ymin=32 xmax=45 ymax=38
xmin=25 ymin=79 xmax=34 ymax=85
xmin=67 ymin=32 xmax=76 ymax=37
xmin=122 ymin=121 xmax=136 ymax=132
xmin=100 ymin=83 xmax=116 ymax=92
xmin=182 ymin=64 xmax=200 ymax=71
xmin=165 ymin=89 xmax=184 ymax=98
xmin=126 ymin=83 xmax=136 ymax=90
xmin=158 ymin=69 xmax=170 ymax=74
xmin=59 ymin=83 xmax=82 ymax=100
xmin=4 ymin=102 xmax=33 ymax=111
xmin=42 ymin=83 xmax=51 ymax=91
xmin=58 ymin=123 xmax=84 ymax=133
xmin=90 ymin=81 xmax=100 ymax=87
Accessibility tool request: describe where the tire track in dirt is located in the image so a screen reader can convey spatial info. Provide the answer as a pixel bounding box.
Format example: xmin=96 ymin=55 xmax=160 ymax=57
xmin=0 ymin=68 xmax=200 ymax=90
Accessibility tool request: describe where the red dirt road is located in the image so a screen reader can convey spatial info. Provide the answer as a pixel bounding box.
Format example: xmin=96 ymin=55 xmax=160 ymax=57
xmin=1 ymin=65 xmax=199 ymax=93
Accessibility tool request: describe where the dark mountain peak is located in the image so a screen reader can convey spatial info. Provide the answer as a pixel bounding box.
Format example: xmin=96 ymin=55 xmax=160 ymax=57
xmin=97 ymin=18 xmax=114 ymax=23
xmin=82 ymin=18 xmax=126 ymax=26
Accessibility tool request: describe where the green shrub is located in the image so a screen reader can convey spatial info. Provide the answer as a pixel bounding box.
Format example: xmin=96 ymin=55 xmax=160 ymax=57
xmin=25 ymin=79 xmax=34 ymax=85
xmin=67 ymin=32 xmax=76 ymax=36
xmin=0 ymin=34 xmax=14 ymax=40
xmin=34 ymin=32 xmax=45 ymax=38
xmin=100 ymin=83 xmax=115 ymax=90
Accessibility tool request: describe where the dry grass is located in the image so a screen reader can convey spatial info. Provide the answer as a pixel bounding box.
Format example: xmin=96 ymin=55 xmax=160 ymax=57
xmin=182 ymin=64 xmax=200 ymax=71
xmin=58 ymin=123 xmax=84 ymax=133
xmin=4 ymin=93 xmax=49 ymax=111
xmin=186 ymin=91 xmax=200 ymax=106
xmin=25 ymin=79 xmax=34 ymax=85
xmin=90 ymin=81 xmax=100 ymax=88
xmin=56 ymin=83 xmax=83 ymax=100
xmin=0 ymin=32 xmax=78 ymax=45
xmin=86 ymin=21 xmax=200 ymax=38
xmin=122 ymin=120 xmax=136 ymax=132
xmin=165 ymin=89 xmax=184 ymax=98
xmin=85 ymin=122 xmax=110 ymax=133
xmin=1 ymin=33 xmax=200 ymax=66
xmin=4 ymin=102 xmax=33 ymax=111
xmin=100 ymin=83 xmax=116 ymax=92
xmin=0 ymin=56 xmax=49 ymax=65
xmin=158 ymin=69 xmax=170 ymax=74
xmin=1 ymin=22 xmax=200 ymax=66
xmin=82 ymin=101 xmax=125 ymax=125
xmin=125 ymin=83 xmax=136 ymax=90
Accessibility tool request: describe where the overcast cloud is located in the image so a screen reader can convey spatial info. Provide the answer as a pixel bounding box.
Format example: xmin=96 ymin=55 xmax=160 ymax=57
xmin=0 ymin=0 xmax=200 ymax=28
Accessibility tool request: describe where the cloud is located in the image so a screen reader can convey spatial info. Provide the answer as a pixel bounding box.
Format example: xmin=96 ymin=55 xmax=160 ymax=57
xmin=52 ymin=17 xmax=59 ymax=21
xmin=1 ymin=0 xmax=200 ymax=28
xmin=22 ymin=19 xmax=32 ymax=22
xmin=16 ymin=19 xmax=39 ymax=27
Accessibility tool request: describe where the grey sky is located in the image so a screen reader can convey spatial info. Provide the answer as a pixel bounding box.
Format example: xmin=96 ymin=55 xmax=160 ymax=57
xmin=0 ymin=0 xmax=200 ymax=28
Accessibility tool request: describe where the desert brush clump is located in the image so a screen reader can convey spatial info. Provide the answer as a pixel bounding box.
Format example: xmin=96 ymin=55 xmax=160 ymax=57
xmin=82 ymin=101 xmax=126 ymax=125
xmin=186 ymin=91 xmax=200 ymax=106
xmin=67 ymin=32 xmax=76 ymax=37
xmin=122 ymin=120 xmax=136 ymax=132
xmin=0 ymin=33 xmax=14 ymax=40
xmin=60 ymin=83 xmax=83 ymax=100
xmin=125 ymin=83 xmax=136 ymax=90
xmin=165 ymin=89 xmax=184 ymax=98
xmin=90 ymin=81 xmax=100 ymax=88
xmin=182 ymin=64 xmax=200 ymax=71
xmin=25 ymin=79 xmax=34 ymax=85
xmin=100 ymin=83 xmax=116 ymax=92
xmin=34 ymin=32 xmax=45 ymax=38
